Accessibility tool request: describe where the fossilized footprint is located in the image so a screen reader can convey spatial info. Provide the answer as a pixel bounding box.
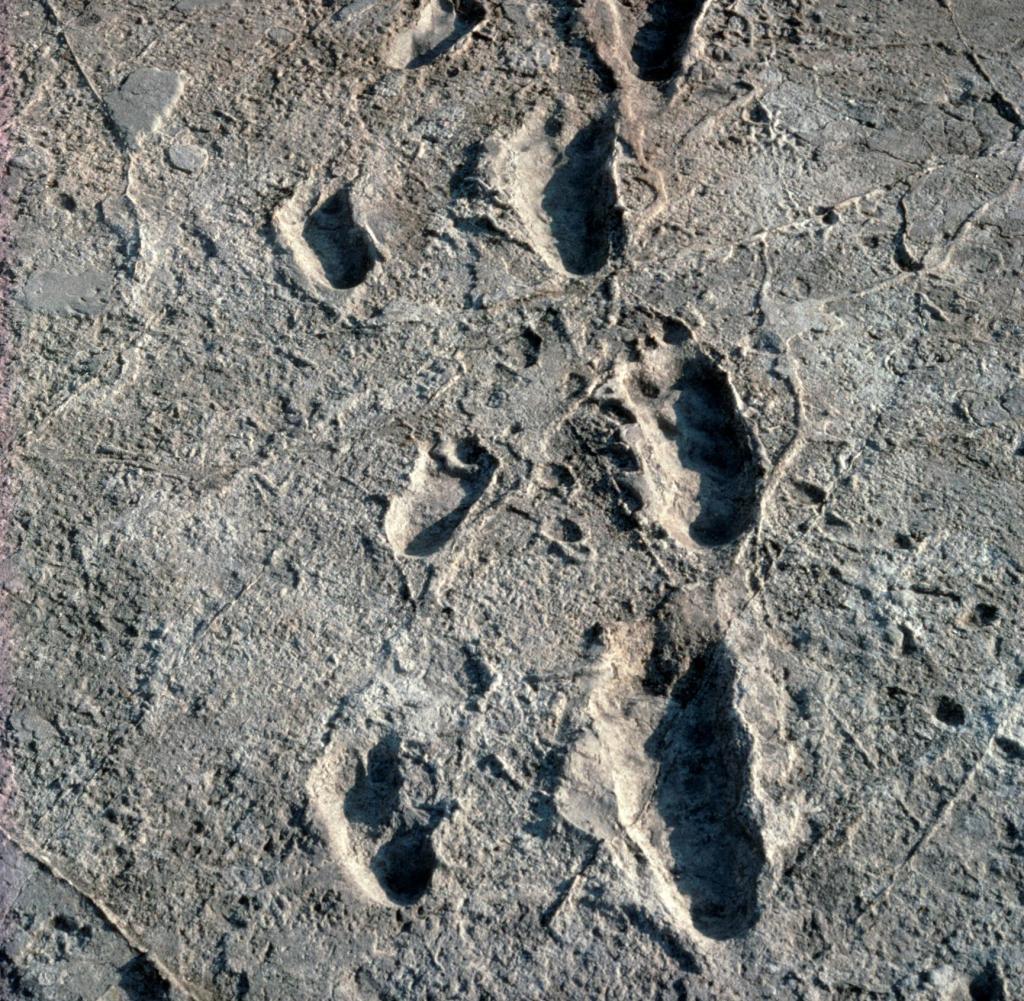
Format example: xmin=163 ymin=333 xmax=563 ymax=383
xmin=301 ymin=187 xmax=378 ymax=290
xmin=273 ymin=181 xmax=381 ymax=296
xmin=557 ymin=601 xmax=765 ymax=940
xmin=385 ymin=437 xmax=496 ymax=557
xmin=629 ymin=0 xmax=708 ymax=83
xmin=597 ymin=325 xmax=760 ymax=548
xmin=385 ymin=0 xmax=484 ymax=69
xmin=307 ymin=731 xmax=444 ymax=906
xmin=491 ymin=107 xmax=624 ymax=276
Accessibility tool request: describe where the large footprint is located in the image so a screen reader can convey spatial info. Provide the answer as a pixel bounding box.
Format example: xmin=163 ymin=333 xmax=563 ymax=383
xmin=385 ymin=437 xmax=496 ymax=558
xmin=629 ymin=0 xmax=708 ymax=83
xmin=557 ymin=596 xmax=765 ymax=940
xmin=489 ymin=106 xmax=624 ymax=277
xmin=596 ymin=323 xmax=760 ymax=548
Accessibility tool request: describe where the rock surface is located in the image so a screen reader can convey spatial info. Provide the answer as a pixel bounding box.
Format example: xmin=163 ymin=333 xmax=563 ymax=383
xmin=3 ymin=0 xmax=1024 ymax=999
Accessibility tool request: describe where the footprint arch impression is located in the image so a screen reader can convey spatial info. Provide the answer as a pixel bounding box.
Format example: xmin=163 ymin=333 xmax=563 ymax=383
xmin=385 ymin=0 xmax=484 ymax=69
xmin=502 ymin=109 xmax=624 ymax=276
xmin=631 ymin=0 xmax=707 ymax=83
xmin=385 ymin=437 xmax=496 ymax=558
xmin=604 ymin=328 xmax=760 ymax=548
xmin=308 ymin=731 xmax=443 ymax=906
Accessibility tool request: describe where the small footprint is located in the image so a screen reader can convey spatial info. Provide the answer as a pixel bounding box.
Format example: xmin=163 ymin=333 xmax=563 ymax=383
xmin=598 ymin=326 xmax=760 ymax=548
xmin=301 ymin=187 xmax=378 ymax=290
xmin=385 ymin=0 xmax=484 ymax=69
xmin=309 ymin=731 xmax=443 ymax=906
xmin=385 ymin=437 xmax=496 ymax=557
xmin=273 ymin=181 xmax=380 ymax=296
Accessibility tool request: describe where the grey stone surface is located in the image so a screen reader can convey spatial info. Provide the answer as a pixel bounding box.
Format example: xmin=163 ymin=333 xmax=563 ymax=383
xmin=3 ymin=0 xmax=1023 ymax=999
xmin=166 ymin=144 xmax=207 ymax=174
xmin=104 ymin=69 xmax=184 ymax=147
xmin=20 ymin=269 xmax=113 ymax=316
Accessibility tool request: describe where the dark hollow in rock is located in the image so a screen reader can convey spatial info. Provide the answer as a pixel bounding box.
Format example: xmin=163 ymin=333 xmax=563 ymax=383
xmin=345 ymin=732 xmax=403 ymax=832
xmin=969 ymin=964 xmax=1007 ymax=1001
xmin=520 ymin=328 xmax=542 ymax=367
xmin=935 ymin=695 xmax=966 ymax=727
xmin=645 ymin=642 xmax=765 ymax=939
xmin=542 ymin=116 xmax=623 ymax=276
xmin=302 ymin=187 xmax=376 ymax=290
xmin=118 ymin=955 xmax=172 ymax=1000
xmin=600 ymin=398 xmax=638 ymax=425
xmin=631 ymin=0 xmax=706 ymax=83
xmin=672 ymin=357 xmax=759 ymax=547
xmin=461 ymin=649 xmax=494 ymax=697
xmin=371 ymin=825 xmax=438 ymax=904
xmin=995 ymin=736 xmax=1024 ymax=762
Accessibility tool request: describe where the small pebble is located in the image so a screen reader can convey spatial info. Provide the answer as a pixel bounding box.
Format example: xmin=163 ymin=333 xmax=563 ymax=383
xmin=8 ymin=145 xmax=50 ymax=175
xmin=168 ymin=143 xmax=208 ymax=174
xmin=268 ymin=26 xmax=296 ymax=46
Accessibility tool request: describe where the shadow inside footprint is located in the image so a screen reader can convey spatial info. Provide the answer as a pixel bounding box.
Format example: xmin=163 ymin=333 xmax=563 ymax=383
xmin=644 ymin=642 xmax=764 ymax=939
xmin=401 ymin=439 xmax=497 ymax=557
xmin=340 ymin=734 xmax=442 ymax=905
xmin=542 ymin=116 xmax=622 ymax=276
xmin=371 ymin=824 xmax=438 ymax=904
xmin=302 ymin=187 xmax=376 ymax=290
xmin=631 ymin=0 xmax=705 ymax=82
xmin=671 ymin=358 xmax=758 ymax=547
xmin=406 ymin=0 xmax=484 ymax=69
xmin=118 ymin=956 xmax=172 ymax=1000
xmin=344 ymin=732 xmax=402 ymax=832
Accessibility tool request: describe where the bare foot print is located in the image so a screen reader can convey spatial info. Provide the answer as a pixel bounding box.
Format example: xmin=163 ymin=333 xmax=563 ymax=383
xmin=385 ymin=437 xmax=496 ymax=558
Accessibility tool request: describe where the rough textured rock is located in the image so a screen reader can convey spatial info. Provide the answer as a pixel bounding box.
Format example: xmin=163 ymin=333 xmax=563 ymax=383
xmin=2 ymin=0 xmax=1023 ymax=998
